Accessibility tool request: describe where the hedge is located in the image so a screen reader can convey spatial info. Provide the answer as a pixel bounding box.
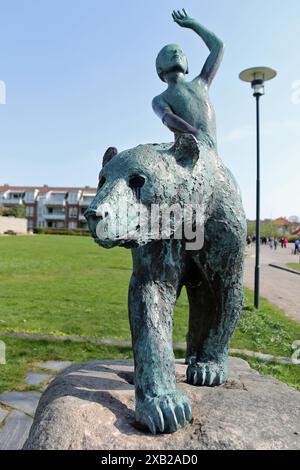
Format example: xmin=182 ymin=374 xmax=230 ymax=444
xmin=33 ymin=227 xmax=91 ymax=237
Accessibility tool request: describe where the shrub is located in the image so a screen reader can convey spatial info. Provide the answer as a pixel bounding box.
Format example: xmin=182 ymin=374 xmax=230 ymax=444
xmin=0 ymin=205 xmax=26 ymax=218
xmin=33 ymin=227 xmax=91 ymax=237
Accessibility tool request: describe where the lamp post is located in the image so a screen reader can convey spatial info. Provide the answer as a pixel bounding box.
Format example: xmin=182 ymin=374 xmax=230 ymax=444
xmin=239 ymin=67 xmax=277 ymax=309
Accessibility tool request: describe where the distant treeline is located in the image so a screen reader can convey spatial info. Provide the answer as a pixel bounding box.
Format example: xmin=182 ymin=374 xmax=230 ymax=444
xmin=247 ymin=220 xmax=299 ymax=242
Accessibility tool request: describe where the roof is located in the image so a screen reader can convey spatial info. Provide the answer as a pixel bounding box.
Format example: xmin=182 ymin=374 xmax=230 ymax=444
xmin=273 ymin=217 xmax=292 ymax=226
xmin=0 ymin=185 xmax=97 ymax=193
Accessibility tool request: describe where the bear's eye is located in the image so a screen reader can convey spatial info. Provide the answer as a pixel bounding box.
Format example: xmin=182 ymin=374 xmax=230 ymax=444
xmin=129 ymin=175 xmax=145 ymax=190
xmin=98 ymin=176 xmax=106 ymax=190
xmin=129 ymin=175 xmax=146 ymax=200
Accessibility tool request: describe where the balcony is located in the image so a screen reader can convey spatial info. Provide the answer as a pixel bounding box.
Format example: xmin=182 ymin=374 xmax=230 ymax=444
xmin=0 ymin=198 xmax=23 ymax=206
xmin=23 ymin=197 xmax=36 ymax=204
xmin=44 ymin=212 xmax=65 ymax=220
xmin=45 ymin=198 xmax=66 ymax=207
xmin=79 ymin=196 xmax=95 ymax=207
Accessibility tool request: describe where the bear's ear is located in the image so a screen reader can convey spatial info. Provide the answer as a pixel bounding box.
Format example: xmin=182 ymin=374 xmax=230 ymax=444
xmin=171 ymin=134 xmax=200 ymax=169
xmin=102 ymin=147 xmax=118 ymax=168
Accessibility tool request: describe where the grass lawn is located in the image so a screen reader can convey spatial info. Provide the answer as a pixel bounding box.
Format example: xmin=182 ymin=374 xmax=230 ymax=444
xmin=0 ymin=336 xmax=133 ymax=394
xmin=0 ymin=336 xmax=299 ymax=394
xmin=288 ymin=263 xmax=300 ymax=272
xmin=0 ymin=235 xmax=299 ymax=393
xmin=234 ymin=355 xmax=300 ymax=392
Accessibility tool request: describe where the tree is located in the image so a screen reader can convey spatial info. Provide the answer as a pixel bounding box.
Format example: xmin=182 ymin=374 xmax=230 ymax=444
xmin=0 ymin=205 xmax=26 ymax=218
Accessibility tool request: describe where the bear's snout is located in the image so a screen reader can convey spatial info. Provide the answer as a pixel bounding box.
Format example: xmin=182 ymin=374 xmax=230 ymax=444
xmin=84 ymin=206 xmax=123 ymax=248
xmin=84 ymin=208 xmax=101 ymax=239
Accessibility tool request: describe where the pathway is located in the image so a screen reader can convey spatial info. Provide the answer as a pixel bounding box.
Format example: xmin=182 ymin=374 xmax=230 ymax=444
xmin=244 ymin=244 xmax=300 ymax=323
xmin=0 ymin=361 xmax=71 ymax=450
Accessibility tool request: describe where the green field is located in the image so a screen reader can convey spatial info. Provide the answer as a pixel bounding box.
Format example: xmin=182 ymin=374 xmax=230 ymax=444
xmin=0 ymin=235 xmax=189 ymax=341
xmin=288 ymin=263 xmax=300 ymax=272
xmin=0 ymin=235 xmax=299 ymax=393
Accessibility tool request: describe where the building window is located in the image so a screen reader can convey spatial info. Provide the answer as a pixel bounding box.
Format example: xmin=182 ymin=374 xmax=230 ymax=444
xmin=24 ymin=192 xmax=34 ymax=203
xmin=68 ymin=193 xmax=78 ymax=204
xmin=69 ymin=207 xmax=78 ymax=218
xmin=26 ymin=206 xmax=34 ymax=217
xmin=68 ymin=221 xmax=77 ymax=229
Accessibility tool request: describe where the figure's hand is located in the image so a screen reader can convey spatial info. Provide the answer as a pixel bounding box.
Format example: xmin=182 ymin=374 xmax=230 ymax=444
xmin=172 ymin=9 xmax=195 ymax=28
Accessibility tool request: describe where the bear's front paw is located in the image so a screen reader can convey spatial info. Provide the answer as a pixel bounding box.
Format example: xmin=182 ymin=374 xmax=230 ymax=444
xmin=136 ymin=391 xmax=192 ymax=435
xmin=187 ymin=361 xmax=227 ymax=386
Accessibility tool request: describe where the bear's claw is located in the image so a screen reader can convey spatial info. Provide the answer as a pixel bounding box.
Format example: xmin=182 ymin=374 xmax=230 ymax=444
xmin=187 ymin=361 xmax=227 ymax=386
xmin=136 ymin=391 xmax=192 ymax=435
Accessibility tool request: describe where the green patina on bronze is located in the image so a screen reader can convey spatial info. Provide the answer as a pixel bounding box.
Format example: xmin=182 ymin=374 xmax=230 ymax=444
xmin=153 ymin=9 xmax=224 ymax=149
xmin=85 ymin=10 xmax=246 ymax=436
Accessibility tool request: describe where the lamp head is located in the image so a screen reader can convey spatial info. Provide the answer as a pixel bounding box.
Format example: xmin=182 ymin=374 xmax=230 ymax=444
xmin=239 ymin=67 xmax=277 ymax=97
xmin=252 ymin=79 xmax=265 ymax=97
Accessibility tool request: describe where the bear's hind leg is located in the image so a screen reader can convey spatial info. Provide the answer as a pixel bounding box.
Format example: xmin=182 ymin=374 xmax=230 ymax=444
xmin=186 ymin=244 xmax=245 ymax=387
xmin=186 ymin=274 xmax=244 ymax=386
xmin=185 ymin=280 xmax=228 ymax=386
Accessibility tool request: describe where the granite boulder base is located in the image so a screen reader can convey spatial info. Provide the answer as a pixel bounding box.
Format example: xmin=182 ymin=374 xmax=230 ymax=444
xmin=24 ymin=358 xmax=300 ymax=450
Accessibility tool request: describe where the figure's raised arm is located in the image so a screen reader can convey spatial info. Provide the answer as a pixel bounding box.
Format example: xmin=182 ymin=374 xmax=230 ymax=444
xmin=172 ymin=9 xmax=224 ymax=87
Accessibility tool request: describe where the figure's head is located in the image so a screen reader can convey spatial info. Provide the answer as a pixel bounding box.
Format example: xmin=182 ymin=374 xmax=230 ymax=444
xmin=156 ymin=44 xmax=189 ymax=82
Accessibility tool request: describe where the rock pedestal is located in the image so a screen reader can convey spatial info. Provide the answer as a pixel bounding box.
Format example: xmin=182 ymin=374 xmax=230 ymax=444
xmin=24 ymin=358 xmax=300 ymax=450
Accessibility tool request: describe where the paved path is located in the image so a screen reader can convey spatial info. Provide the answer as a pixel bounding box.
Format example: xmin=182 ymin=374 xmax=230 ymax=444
xmin=0 ymin=361 xmax=71 ymax=449
xmin=244 ymin=244 xmax=300 ymax=323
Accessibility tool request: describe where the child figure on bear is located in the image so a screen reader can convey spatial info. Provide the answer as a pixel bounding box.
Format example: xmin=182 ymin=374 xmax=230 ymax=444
xmin=152 ymin=9 xmax=224 ymax=150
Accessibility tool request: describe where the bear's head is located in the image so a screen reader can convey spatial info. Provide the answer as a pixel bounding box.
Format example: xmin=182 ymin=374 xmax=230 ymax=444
xmin=85 ymin=134 xmax=205 ymax=249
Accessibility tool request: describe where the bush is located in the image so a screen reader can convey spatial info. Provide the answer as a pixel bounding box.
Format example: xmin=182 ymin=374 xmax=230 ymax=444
xmin=33 ymin=227 xmax=91 ymax=237
xmin=0 ymin=205 xmax=26 ymax=218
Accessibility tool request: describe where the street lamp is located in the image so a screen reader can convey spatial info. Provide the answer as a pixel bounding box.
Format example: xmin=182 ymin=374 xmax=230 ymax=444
xmin=239 ymin=66 xmax=277 ymax=309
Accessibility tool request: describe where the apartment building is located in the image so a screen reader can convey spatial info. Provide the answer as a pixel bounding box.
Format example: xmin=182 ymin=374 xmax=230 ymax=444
xmin=0 ymin=185 xmax=97 ymax=230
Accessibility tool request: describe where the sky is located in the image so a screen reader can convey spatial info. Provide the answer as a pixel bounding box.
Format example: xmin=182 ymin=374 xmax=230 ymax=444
xmin=0 ymin=0 xmax=299 ymax=220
